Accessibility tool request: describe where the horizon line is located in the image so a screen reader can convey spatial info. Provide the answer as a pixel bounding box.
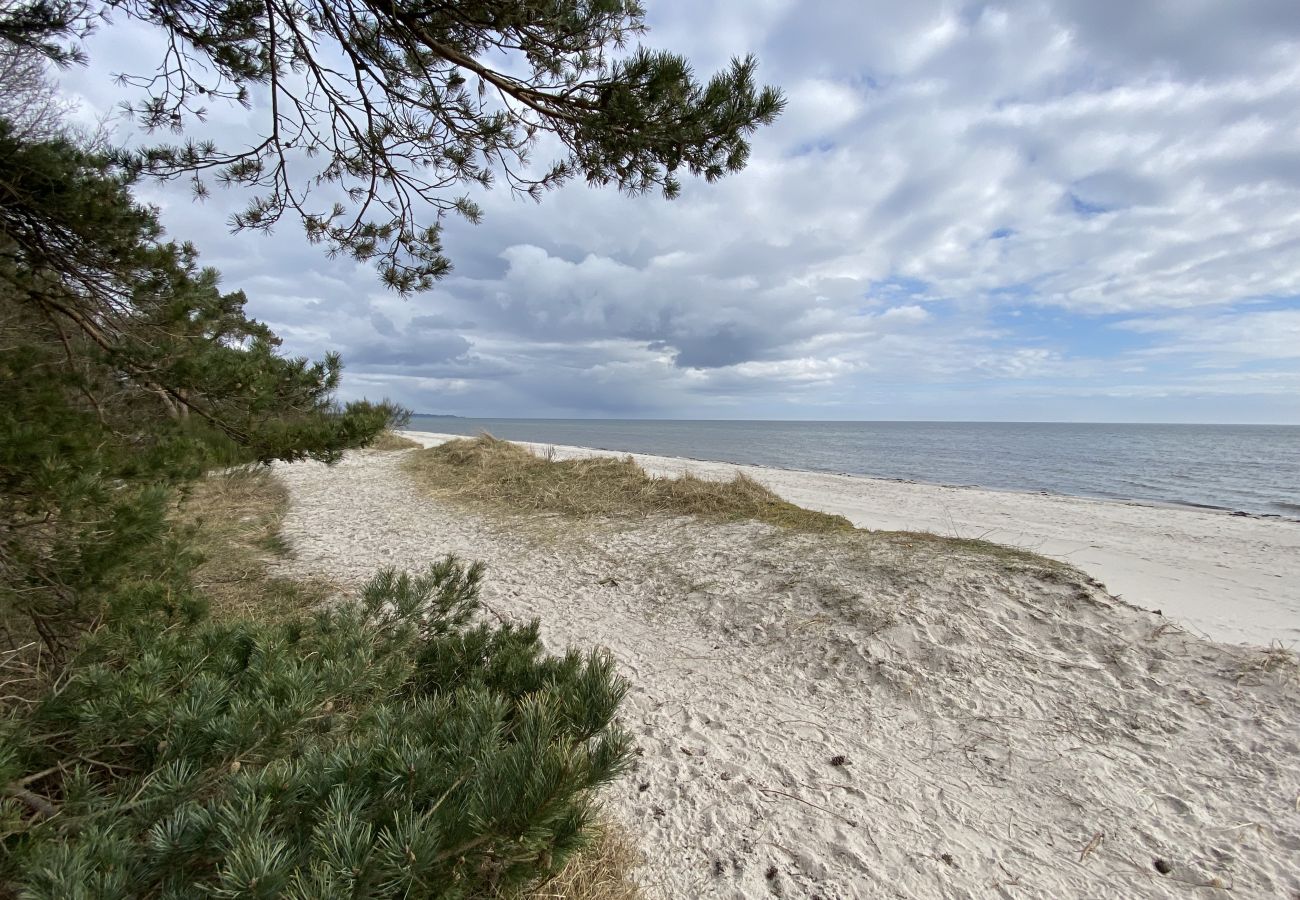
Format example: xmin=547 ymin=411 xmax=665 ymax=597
xmin=407 ymin=414 xmax=1300 ymax=427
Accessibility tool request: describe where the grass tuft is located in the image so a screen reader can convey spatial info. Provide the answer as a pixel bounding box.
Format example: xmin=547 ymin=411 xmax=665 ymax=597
xmin=405 ymin=434 xmax=854 ymax=533
xmin=1233 ymin=642 xmax=1300 ymax=688
xmin=498 ymin=824 xmax=644 ymax=900
xmin=864 ymin=529 xmax=1071 ymax=572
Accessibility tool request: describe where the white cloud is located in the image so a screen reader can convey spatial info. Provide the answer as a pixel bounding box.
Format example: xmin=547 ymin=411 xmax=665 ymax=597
xmin=49 ymin=0 xmax=1300 ymax=421
xmin=1118 ymin=309 xmax=1300 ymax=360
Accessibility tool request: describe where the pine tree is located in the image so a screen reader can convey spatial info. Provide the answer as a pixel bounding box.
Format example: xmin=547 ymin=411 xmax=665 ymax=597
xmin=0 ymin=119 xmax=402 ymax=655
xmin=4 ymin=0 xmax=785 ymax=292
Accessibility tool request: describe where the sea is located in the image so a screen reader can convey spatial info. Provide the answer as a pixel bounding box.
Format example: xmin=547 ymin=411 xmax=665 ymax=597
xmin=405 ymin=417 xmax=1300 ymax=520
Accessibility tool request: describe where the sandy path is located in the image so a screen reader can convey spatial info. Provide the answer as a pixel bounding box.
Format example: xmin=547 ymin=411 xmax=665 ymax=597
xmin=274 ymin=448 xmax=1299 ymax=899
xmin=404 ymin=432 xmax=1300 ymax=648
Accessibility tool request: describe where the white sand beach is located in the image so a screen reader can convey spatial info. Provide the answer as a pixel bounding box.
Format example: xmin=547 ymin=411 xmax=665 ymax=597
xmin=272 ymin=436 xmax=1300 ymax=898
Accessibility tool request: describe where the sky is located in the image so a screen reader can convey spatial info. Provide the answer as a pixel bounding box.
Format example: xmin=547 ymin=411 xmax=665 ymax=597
xmin=58 ymin=0 xmax=1300 ymax=423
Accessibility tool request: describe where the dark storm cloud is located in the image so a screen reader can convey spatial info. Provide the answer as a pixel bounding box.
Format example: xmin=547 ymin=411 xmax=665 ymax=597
xmin=411 ymin=314 xmax=478 ymax=331
xmin=344 ymin=334 xmax=472 ymax=368
xmin=369 ymin=313 xmax=399 ymax=338
xmin=1056 ymin=0 xmax=1300 ymax=77
xmin=671 ymin=326 xmax=780 ymax=369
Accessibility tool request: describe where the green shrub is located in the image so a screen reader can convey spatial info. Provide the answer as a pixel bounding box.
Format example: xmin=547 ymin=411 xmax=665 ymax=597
xmin=0 ymin=558 xmax=631 ymax=898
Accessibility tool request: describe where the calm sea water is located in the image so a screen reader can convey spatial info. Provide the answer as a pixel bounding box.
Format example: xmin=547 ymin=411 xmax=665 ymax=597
xmin=406 ymin=417 xmax=1300 ymax=519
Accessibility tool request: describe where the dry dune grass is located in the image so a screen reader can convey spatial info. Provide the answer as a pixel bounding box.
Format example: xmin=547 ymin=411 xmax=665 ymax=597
xmin=860 ymin=528 xmax=1074 ymax=574
xmin=497 ymin=825 xmax=644 ymax=900
xmin=405 ymin=434 xmax=854 ymax=533
xmin=1233 ymin=642 xmax=1300 ymax=687
xmin=366 ymin=429 xmax=423 ymax=451
xmin=176 ymin=467 xmax=334 ymax=620
xmin=405 ymin=435 xmax=1068 ymax=574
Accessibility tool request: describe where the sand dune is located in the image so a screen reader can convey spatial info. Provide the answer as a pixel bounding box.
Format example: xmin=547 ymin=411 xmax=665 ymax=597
xmin=402 ymin=432 xmax=1300 ymax=648
xmin=272 ymin=439 xmax=1300 ymax=898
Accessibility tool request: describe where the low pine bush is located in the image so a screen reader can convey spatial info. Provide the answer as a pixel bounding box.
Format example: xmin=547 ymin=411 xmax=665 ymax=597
xmin=0 ymin=558 xmax=631 ymax=898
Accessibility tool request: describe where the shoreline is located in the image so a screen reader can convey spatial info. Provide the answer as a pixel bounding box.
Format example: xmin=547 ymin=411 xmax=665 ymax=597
xmin=405 ymin=420 xmax=1300 ymax=522
xmin=590 ymin=447 xmax=1298 ymax=522
xmin=402 ymin=430 xmax=1300 ymax=647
